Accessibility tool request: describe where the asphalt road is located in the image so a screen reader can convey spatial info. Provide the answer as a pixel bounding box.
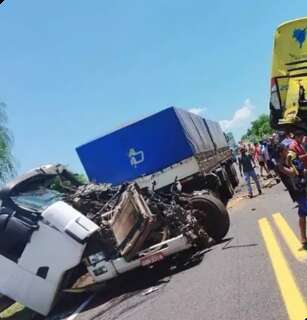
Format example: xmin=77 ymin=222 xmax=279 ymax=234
xmin=48 ymin=178 xmax=307 ymax=320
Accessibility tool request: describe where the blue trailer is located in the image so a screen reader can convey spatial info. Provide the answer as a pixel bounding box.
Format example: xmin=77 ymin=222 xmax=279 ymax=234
xmin=77 ymin=107 xmax=238 ymax=199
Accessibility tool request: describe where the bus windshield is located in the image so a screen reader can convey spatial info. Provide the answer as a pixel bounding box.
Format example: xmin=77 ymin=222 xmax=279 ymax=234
xmin=270 ymin=17 xmax=307 ymax=129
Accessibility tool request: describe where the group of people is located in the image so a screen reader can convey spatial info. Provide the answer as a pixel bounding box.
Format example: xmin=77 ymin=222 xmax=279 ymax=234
xmin=236 ymin=131 xmax=307 ymax=249
xmin=236 ymin=136 xmax=280 ymax=199
xmin=244 ymin=136 xmax=280 ymax=178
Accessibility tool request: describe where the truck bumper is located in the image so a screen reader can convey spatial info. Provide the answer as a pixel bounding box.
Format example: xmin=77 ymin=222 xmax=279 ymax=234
xmin=88 ymin=235 xmax=192 ymax=283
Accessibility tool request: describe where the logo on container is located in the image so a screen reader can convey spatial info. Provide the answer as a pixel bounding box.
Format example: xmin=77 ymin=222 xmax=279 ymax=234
xmin=128 ymin=148 xmax=144 ymax=168
xmin=293 ymin=27 xmax=307 ymax=48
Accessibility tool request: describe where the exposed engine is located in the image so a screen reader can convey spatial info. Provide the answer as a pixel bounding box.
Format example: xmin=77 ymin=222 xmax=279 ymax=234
xmin=65 ymin=182 xmax=209 ymax=261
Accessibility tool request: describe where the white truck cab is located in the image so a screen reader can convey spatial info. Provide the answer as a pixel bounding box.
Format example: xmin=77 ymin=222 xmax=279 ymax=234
xmin=0 ymin=165 xmax=99 ymax=315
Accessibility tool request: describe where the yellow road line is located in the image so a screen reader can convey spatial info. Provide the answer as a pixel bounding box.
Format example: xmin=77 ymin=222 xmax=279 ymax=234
xmin=273 ymin=213 xmax=307 ymax=261
xmin=258 ymin=218 xmax=307 ymax=320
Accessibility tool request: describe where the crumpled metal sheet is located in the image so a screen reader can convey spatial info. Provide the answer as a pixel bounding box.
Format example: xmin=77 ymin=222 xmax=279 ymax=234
xmin=64 ymin=182 xmax=206 ymax=261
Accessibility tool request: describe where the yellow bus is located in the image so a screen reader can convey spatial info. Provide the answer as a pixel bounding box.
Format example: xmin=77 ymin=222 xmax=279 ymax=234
xmin=270 ymin=17 xmax=307 ymax=130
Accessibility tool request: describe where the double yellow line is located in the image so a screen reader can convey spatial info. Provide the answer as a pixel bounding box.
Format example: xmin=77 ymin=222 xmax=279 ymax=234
xmin=259 ymin=214 xmax=307 ymax=320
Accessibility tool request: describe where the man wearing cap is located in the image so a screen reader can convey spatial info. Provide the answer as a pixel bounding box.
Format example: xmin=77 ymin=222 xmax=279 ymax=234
xmin=238 ymin=147 xmax=262 ymax=198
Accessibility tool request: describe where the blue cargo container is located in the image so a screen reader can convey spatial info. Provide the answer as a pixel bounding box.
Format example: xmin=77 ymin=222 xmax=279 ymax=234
xmin=76 ymin=107 xmax=225 ymax=185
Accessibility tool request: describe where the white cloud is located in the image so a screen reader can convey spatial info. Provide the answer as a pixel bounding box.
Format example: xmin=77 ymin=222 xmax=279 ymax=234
xmin=219 ymin=99 xmax=254 ymax=132
xmin=188 ymin=107 xmax=207 ymax=115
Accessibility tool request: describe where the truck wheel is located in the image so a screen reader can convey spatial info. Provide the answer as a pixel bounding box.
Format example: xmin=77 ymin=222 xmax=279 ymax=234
xmin=191 ymin=194 xmax=230 ymax=242
xmin=224 ymin=163 xmax=239 ymax=188
xmin=215 ymin=167 xmax=234 ymax=204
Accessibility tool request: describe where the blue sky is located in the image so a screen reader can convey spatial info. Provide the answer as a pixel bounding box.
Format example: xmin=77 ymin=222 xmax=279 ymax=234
xmin=1 ymin=0 xmax=306 ymax=174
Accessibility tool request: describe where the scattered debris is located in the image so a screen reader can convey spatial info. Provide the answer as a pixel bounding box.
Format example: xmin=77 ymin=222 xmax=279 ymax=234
xmin=142 ymin=286 xmax=161 ymax=296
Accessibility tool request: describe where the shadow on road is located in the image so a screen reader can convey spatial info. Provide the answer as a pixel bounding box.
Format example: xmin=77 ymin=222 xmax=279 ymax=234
xmin=89 ymin=248 xmax=209 ymax=305
xmin=220 ymin=237 xmax=258 ymax=250
xmin=50 ymin=248 xmax=212 ymax=320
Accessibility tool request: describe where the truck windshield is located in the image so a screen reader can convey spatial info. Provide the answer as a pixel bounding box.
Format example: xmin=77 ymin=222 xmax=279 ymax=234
xmin=11 ymin=187 xmax=64 ymax=213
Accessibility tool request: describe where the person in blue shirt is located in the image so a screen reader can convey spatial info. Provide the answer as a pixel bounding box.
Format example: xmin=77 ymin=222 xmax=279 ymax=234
xmin=238 ymin=147 xmax=262 ymax=198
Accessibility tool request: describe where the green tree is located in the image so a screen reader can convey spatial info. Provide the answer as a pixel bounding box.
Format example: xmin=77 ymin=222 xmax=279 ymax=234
xmin=0 ymin=102 xmax=15 ymax=182
xmin=241 ymin=114 xmax=273 ymax=143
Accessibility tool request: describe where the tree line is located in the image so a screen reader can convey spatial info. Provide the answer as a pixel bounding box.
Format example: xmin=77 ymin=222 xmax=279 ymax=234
xmin=241 ymin=114 xmax=273 ymax=143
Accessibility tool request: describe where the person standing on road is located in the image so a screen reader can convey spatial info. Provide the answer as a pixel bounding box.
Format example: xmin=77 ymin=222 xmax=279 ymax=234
xmin=277 ymin=143 xmax=307 ymax=249
xmin=257 ymin=141 xmax=269 ymax=177
xmin=261 ymin=140 xmax=275 ymax=178
xmin=247 ymin=143 xmax=254 ymax=155
xmin=238 ymin=147 xmax=262 ymax=198
xmin=267 ymin=137 xmax=281 ymax=183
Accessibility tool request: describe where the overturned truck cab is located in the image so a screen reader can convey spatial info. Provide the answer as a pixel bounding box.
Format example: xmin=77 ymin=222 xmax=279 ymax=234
xmin=0 ymin=164 xmax=230 ymax=316
xmin=0 ymin=165 xmax=99 ymax=315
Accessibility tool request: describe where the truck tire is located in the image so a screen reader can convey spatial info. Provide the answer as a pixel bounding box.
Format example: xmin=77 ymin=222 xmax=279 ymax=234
xmin=224 ymin=162 xmax=239 ymax=188
xmin=191 ymin=194 xmax=230 ymax=242
xmin=215 ymin=167 xmax=234 ymax=204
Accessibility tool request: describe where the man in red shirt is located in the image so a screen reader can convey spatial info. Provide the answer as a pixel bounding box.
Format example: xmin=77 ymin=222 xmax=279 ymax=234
xmin=289 ymin=131 xmax=305 ymax=156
